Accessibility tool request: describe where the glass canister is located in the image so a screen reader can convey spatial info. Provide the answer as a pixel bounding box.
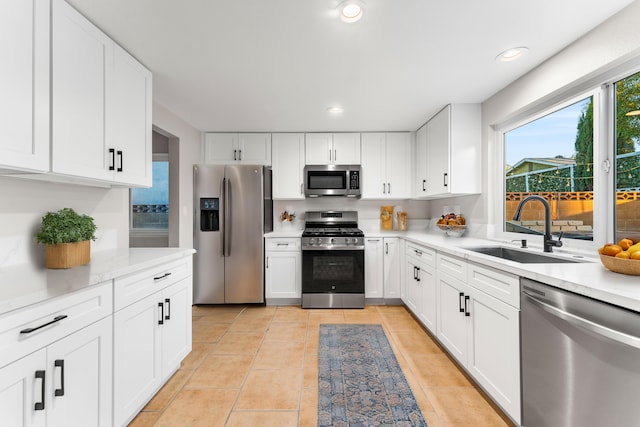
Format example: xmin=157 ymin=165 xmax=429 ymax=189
xmin=397 ymin=211 xmax=408 ymax=231
xmin=380 ymin=206 xmax=393 ymax=230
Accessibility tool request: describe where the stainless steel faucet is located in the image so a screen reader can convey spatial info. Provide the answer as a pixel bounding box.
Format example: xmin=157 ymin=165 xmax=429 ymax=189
xmin=512 ymin=195 xmax=563 ymax=253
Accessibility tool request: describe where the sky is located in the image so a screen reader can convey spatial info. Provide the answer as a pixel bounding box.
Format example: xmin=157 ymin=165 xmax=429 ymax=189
xmin=504 ymin=98 xmax=591 ymax=167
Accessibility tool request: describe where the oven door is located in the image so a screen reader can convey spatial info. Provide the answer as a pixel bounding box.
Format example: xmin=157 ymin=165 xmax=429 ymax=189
xmin=302 ymin=249 xmax=364 ymax=294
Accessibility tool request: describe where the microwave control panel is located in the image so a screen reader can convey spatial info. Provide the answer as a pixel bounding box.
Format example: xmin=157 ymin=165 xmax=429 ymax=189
xmin=350 ymin=170 xmax=360 ymax=189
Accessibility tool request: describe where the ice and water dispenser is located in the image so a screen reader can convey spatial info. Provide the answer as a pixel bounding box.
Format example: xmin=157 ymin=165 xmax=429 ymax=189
xmin=200 ymin=198 xmax=219 ymax=231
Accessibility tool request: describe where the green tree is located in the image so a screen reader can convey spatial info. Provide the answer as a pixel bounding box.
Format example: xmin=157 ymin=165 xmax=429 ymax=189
xmin=615 ymin=71 xmax=640 ymax=155
xmin=574 ymin=100 xmax=593 ymax=191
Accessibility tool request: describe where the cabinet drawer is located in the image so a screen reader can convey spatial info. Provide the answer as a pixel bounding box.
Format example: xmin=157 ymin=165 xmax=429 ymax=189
xmin=114 ymin=257 xmax=192 ymax=311
xmin=467 ymin=262 xmax=519 ymax=308
xmin=437 ymin=253 xmax=467 ymax=282
xmin=405 ymin=242 xmax=435 ymax=267
xmin=266 ymin=238 xmax=300 ymax=251
xmin=0 ymin=281 xmax=112 ymax=368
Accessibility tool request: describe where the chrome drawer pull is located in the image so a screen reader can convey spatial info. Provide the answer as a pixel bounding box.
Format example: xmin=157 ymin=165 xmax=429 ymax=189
xmin=20 ymin=315 xmax=68 ymax=334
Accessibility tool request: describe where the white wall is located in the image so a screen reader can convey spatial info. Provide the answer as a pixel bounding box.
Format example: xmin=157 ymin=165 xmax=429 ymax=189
xmin=152 ymin=101 xmax=201 ymax=249
xmin=428 ymin=1 xmax=640 ymax=234
xmin=0 ymin=177 xmax=128 ymax=268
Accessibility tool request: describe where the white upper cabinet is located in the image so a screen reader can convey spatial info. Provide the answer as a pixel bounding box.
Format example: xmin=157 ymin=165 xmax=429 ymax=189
xmin=414 ymin=124 xmax=428 ymax=196
xmin=202 ymin=133 xmax=272 ymax=165
xmin=272 ymin=133 xmax=305 ymax=199
xmin=425 ymin=104 xmax=481 ymax=197
xmin=0 ymin=0 xmax=50 ymax=172
xmin=107 ymin=45 xmax=152 ymax=187
xmin=51 ymin=0 xmax=113 ymax=182
xmin=305 ymin=133 xmax=360 ymax=165
xmin=361 ymin=132 xmax=412 ymax=199
xmin=0 ymin=0 xmax=152 ymax=186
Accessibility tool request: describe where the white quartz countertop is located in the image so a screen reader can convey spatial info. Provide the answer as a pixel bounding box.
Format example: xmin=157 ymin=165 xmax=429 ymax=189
xmin=0 ymin=248 xmax=195 ymax=316
xmin=267 ymin=227 xmax=640 ymax=312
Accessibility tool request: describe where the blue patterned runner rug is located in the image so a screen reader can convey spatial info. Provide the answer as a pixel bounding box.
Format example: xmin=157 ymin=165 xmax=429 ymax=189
xmin=318 ymin=324 xmax=427 ymax=427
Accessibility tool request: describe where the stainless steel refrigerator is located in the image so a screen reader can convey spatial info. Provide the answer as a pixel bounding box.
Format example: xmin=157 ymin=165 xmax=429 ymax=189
xmin=193 ymin=164 xmax=272 ymax=304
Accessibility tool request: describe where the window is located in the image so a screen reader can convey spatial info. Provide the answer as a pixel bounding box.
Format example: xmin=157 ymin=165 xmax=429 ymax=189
xmin=130 ymin=158 xmax=169 ymax=230
xmin=504 ymin=96 xmax=594 ymax=242
xmin=614 ymin=71 xmax=640 ymax=242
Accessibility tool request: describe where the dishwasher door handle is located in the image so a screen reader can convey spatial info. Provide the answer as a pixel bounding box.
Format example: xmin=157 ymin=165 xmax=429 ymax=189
xmin=523 ymin=291 xmax=640 ymax=350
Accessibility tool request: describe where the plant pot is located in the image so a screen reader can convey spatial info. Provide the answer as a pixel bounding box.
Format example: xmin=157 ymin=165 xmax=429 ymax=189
xmin=45 ymin=240 xmax=90 ymax=269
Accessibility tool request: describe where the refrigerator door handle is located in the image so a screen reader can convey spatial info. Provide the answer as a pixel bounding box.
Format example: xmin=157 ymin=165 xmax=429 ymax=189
xmin=225 ymin=177 xmax=232 ymax=256
xmin=220 ymin=177 xmax=226 ymax=257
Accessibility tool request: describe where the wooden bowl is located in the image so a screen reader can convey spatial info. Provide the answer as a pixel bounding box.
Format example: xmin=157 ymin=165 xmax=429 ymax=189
xmin=599 ymin=254 xmax=640 ymax=275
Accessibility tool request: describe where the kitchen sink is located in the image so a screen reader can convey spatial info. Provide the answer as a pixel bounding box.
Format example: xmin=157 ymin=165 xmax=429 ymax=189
xmin=464 ymin=246 xmax=582 ymax=264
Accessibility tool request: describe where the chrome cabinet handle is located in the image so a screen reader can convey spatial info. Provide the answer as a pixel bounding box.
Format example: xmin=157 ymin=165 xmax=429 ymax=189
xmin=464 ymin=295 xmax=470 ymax=316
xmin=422 ymin=179 xmax=426 ymax=191
xmin=459 ymin=292 xmax=465 ymax=312
xmin=239 ymin=149 xmax=242 ymax=161
xmin=233 ymin=149 xmax=237 ymax=161
xmin=385 ymin=243 xmax=389 ymax=254
xmin=165 ymin=298 xmax=171 ymax=320
xmin=443 ymin=173 xmax=448 ymax=187
xmin=416 ymin=267 xmax=420 ymax=282
xmin=109 ymin=148 xmax=115 ymax=171
xmin=158 ymin=302 xmax=164 ymax=325
xmin=117 ymin=150 xmax=123 ymax=172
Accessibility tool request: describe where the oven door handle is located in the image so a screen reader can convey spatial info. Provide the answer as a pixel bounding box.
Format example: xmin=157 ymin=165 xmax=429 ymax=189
xmin=302 ymin=246 xmax=365 ymax=251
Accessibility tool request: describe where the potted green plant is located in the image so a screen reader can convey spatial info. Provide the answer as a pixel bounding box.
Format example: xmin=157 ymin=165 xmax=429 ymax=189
xmin=36 ymin=208 xmax=97 ymax=269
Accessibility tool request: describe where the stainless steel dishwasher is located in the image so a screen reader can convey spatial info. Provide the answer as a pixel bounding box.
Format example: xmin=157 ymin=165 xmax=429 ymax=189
xmin=521 ymin=278 xmax=640 ymax=427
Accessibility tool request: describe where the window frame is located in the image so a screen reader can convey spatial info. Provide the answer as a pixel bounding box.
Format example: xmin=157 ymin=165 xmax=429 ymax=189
xmin=491 ymin=87 xmax=609 ymax=253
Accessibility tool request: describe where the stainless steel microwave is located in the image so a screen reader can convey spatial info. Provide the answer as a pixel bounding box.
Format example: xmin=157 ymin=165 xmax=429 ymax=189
xmin=304 ymin=164 xmax=361 ymax=198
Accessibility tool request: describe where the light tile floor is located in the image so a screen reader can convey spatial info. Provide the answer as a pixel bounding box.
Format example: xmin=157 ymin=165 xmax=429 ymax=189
xmin=129 ymin=305 xmax=514 ymax=427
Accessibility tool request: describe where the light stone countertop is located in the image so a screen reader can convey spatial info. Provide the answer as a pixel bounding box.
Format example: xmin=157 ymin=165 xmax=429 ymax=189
xmin=0 ymin=247 xmax=195 ymax=316
xmin=267 ymin=226 xmax=640 ymax=312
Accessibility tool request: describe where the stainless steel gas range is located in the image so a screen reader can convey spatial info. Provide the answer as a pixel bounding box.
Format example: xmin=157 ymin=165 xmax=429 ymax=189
xmin=301 ymin=211 xmax=365 ymax=309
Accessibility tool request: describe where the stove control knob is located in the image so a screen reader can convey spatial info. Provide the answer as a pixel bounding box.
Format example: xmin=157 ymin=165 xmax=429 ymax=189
xmin=309 ymin=238 xmax=315 ymax=245
xmin=330 ymin=238 xmax=335 ymax=244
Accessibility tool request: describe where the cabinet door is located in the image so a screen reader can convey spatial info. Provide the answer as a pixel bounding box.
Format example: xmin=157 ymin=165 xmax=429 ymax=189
xmin=203 ymin=133 xmax=237 ymax=163
xmin=272 ymin=133 xmax=304 ymax=199
xmin=108 ymin=45 xmax=152 ymax=187
xmin=467 ymin=290 xmax=521 ymax=422
xmin=51 ymin=0 xmax=113 ymax=181
xmin=360 ymin=133 xmax=386 ymax=199
xmin=416 ymin=263 xmax=437 ymax=334
xmin=0 ymin=0 xmax=49 ymax=172
xmin=0 ymin=350 xmax=47 ymax=427
xmin=265 ymin=250 xmax=301 ymax=299
xmin=383 ymin=238 xmax=401 ymax=299
xmin=414 ymin=124 xmax=428 ymax=196
xmin=332 ymin=133 xmax=361 ymax=164
xmin=436 ymin=271 xmax=468 ymax=365
xmin=404 ymin=259 xmax=421 ymax=314
xmin=364 ymin=238 xmax=384 ymax=299
xmin=47 ymin=317 xmax=113 ymax=427
xmin=161 ymin=278 xmax=192 ymax=379
xmin=305 ymin=133 xmax=332 ymax=164
xmin=385 ymin=132 xmax=412 ymax=199
xmin=113 ymin=292 xmax=162 ymax=427
xmin=427 ymin=106 xmax=451 ymax=196
xmin=238 ymin=133 xmax=271 ymax=165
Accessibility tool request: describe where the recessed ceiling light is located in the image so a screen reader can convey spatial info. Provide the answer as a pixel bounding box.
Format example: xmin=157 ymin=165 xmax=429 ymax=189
xmin=496 ymin=47 xmax=528 ymax=62
xmin=338 ymin=0 xmax=364 ymax=23
xmin=327 ymin=106 xmax=344 ymax=114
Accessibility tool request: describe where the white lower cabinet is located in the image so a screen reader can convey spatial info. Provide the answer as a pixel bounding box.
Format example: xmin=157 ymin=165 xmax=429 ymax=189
xmin=265 ymin=238 xmax=301 ymax=301
xmin=47 ymin=317 xmax=112 ymax=427
xmin=436 ymin=253 xmax=521 ymax=424
xmin=0 ymin=284 xmax=113 ymax=427
xmin=113 ymin=258 xmax=193 ymax=427
xmin=404 ymin=243 xmax=437 ymax=333
xmin=365 ymin=238 xmax=384 ymax=299
xmin=382 ymin=238 xmax=402 ymax=299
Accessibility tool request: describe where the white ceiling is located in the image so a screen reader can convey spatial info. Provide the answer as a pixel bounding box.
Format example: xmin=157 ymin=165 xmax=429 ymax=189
xmin=67 ymin=0 xmax=635 ymax=133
